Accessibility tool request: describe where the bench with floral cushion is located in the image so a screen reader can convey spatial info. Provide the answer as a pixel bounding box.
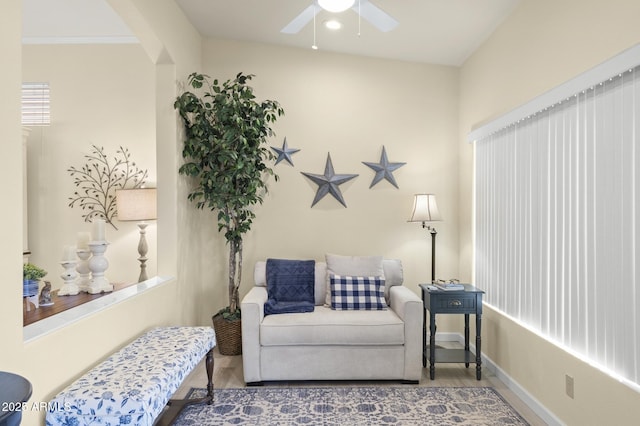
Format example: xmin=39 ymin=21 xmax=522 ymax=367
xmin=45 ymin=326 xmax=216 ymax=426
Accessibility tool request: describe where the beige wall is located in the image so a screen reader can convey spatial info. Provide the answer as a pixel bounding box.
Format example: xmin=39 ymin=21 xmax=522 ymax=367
xmin=195 ymin=39 xmax=460 ymax=323
xmin=0 ymin=0 xmax=25 ymax=386
xmin=459 ymin=0 xmax=640 ymax=423
xmin=23 ymin=43 xmax=157 ymax=286
xmin=0 ymin=2 xmax=202 ymax=424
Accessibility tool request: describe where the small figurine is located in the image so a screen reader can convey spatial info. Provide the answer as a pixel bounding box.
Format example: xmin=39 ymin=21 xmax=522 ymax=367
xmin=39 ymin=281 xmax=54 ymax=306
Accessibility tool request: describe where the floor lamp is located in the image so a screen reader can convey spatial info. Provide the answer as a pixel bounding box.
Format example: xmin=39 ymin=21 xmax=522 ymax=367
xmin=116 ymin=188 xmax=157 ymax=282
xmin=408 ymin=194 xmax=442 ymax=283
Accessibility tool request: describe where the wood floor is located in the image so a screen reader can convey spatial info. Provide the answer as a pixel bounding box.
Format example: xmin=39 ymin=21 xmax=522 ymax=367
xmin=173 ymin=343 xmax=547 ymax=425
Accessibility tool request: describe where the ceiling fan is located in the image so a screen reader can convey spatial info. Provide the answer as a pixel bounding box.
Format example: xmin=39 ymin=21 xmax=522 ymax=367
xmin=281 ymin=0 xmax=398 ymax=34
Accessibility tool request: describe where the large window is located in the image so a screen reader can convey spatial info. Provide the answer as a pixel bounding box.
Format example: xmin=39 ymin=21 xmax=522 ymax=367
xmin=472 ymin=46 xmax=640 ymax=389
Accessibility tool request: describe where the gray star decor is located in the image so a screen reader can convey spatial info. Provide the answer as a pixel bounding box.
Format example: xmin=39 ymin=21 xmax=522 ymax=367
xmin=362 ymin=146 xmax=406 ymax=188
xmin=301 ymin=153 xmax=358 ymax=208
xmin=271 ymin=137 xmax=300 ymax=166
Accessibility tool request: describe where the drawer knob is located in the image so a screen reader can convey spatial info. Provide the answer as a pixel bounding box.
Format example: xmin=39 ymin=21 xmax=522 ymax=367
xmin=449 ymin=300 xmax=462 ymax=307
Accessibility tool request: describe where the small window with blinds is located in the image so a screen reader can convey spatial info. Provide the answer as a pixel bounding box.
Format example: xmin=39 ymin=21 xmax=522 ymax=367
xmin=21 ymin=82 xmax=50 ymax=126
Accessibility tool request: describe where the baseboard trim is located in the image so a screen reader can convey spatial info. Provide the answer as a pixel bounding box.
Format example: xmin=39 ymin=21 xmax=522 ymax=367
xmin=429 ymin=332 xmax=459 ymax=342
xmin=440 ymin=333 xmax=563 ymax=426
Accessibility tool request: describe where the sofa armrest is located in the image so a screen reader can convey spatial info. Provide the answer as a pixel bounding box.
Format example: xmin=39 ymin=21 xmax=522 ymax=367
xmin=389 ymin=285 xmax=423 ymax=382
xmin=241 ymin=287 xmax=267 ymax=383
xmin=389 ymin=285 xmax=421 ymax=320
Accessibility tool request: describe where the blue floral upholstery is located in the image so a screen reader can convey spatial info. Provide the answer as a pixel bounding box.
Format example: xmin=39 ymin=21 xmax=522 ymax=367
xmin=45 ymin=326 xmax=216 ymax=426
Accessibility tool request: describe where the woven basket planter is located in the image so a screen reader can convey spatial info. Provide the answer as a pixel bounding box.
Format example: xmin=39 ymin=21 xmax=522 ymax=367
xmin=212 ymin=313 xmax=242 ymax=356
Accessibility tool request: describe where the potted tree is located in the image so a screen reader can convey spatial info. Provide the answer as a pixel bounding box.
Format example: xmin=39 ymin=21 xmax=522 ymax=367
xmin=174 ymin=72 xmax=284 ymax=355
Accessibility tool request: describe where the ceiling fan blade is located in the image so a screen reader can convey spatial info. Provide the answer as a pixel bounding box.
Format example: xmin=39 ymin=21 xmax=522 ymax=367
xmin=353 ymin=0 xmax=398 ymax=32
xmin=281 ymin=4 xmax=320 ymax=34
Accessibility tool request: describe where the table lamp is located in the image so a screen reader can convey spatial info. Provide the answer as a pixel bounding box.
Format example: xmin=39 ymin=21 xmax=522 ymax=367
xmin=408 ymin=193 xmax=442 ymax=283
xmin=116 ymin=188 xmax=157 ymax=282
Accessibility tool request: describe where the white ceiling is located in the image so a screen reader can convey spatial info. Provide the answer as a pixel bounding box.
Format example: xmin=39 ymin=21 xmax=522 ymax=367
xmin=22 ymin=0 xmax=521 ymax=66
xmin=22 ymin=0 xmax=138 ymax=45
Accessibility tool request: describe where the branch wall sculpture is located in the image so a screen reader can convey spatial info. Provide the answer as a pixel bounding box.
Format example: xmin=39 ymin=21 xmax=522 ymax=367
xmin=68 ymin=145 xmax=148 ymax=229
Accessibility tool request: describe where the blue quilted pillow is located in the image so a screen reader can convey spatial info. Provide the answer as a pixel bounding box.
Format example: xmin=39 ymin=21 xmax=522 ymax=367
xmin=330 ymin=274 xmax=387 ymax=310
xmin=265 ymin=259 xmax=315 ymax=315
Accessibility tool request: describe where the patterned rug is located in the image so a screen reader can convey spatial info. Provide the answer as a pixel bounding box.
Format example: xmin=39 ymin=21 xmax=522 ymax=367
xmin=173 ymin=386 xmax=529 ymax=425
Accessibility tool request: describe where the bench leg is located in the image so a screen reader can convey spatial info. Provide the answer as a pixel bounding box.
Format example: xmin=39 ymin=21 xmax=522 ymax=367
xmin=205 ymin=347 xmax=214 ymax=403
xmin=157 ymin=348 xmax=215 ymax=425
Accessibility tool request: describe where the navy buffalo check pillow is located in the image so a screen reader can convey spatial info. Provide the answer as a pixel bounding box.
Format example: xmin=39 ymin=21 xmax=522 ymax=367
xmin=330 ymin=274 xmax=387 ymax=310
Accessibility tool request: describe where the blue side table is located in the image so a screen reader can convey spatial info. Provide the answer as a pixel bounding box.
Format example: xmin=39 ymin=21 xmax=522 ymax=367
xmin=0 ymin=372 xmax=32 ymax=426
xmin=419 ymin=284 xmax=485 ymax=380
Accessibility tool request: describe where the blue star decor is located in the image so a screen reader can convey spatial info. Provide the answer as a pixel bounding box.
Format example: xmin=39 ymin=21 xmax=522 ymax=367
xmin=301 ymin=153 xmax=358 ymax=208
xmin=271 ymin=137 xmax=300 ymax=166
xmin=362 ymin=146 xmax=406 ymax=188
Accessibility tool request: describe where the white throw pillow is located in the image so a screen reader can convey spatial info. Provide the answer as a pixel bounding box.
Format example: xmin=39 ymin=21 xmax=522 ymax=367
xmin=324 ymin=254 xmax=385 ymax=306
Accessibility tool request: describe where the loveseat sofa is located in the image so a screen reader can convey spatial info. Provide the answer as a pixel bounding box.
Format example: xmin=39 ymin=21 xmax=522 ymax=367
xmin=241 ymin=254 xmax=423 ymax=384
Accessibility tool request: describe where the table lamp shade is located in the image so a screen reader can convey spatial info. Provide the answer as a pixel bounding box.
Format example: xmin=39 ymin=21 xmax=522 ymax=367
xmin=116 ymin=188 xmax=157 ymax=221
xmin=408 ymin=194 xmax=441 ymax=223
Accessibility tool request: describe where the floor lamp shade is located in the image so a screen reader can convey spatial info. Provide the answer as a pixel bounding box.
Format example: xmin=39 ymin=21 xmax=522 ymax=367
xmin=408 ymin=193 xmax=441 ymax=224
xmin=116 ymin=188 xmax=157 ymax=282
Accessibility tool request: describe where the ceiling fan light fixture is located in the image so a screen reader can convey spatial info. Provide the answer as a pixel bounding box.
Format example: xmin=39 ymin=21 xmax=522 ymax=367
xmin=318 ymin=0 xmax=356 ymax=13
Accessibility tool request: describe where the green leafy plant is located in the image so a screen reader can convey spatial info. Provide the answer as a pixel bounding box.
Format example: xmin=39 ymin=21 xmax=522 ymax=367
xmin=68 ymin=145 xmax=149 ymax=229
xmin=174 ymin=72 xmax=284 ymax=319
xmin=23 ymin=263 xmax=47 ymax=281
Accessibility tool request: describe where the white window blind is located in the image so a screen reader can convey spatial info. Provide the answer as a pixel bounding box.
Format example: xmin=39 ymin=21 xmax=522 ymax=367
xmin=474 ymin=49 xmax=640 ymax=389
xmin=21 ymin=82 xmax=50 ymax=126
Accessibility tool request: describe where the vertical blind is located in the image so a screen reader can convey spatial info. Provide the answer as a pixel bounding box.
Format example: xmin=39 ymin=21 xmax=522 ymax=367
xmin=474 ymin=60 xmax=640 ymax=387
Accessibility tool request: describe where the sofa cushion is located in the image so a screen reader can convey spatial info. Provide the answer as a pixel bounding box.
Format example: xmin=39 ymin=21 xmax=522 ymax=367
xmin=260 ymin=306 xmax=404 ymax=346
xmin=325 ymin=254 xmax=385 ymax=305
xmin=255 ymin=261 xmax=327 ymax=306
xmin=264 ymin=259 xmax=315 ymax=315
xmin=330 ymin=274 xmax=387 ymax=310
xmin=255 ymin=258 xmax=402 ymax=306
xmin=382 ymin=259 xmax=403 ymax=290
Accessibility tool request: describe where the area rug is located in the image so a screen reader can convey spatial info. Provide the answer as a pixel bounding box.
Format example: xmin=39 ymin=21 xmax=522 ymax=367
xmin=173 ymin=386 xmax=529 ymax=425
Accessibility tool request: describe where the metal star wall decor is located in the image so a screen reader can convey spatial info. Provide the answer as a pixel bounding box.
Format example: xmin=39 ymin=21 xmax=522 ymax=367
xmin=271 ymin=137 xmax=300 ymax=166
xmin=362 ymin=146 xmax=406 ymax=188
xmin=301 ymin=153 xmax=358 ymax=208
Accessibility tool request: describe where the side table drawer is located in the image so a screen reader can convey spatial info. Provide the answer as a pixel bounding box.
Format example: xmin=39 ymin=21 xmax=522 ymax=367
xmin=433 ymin=295 xmax=476 ymax=313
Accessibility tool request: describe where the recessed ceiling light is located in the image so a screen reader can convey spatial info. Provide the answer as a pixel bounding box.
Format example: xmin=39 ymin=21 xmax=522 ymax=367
xmin=324 ymin=20 xmax=342 ymax=30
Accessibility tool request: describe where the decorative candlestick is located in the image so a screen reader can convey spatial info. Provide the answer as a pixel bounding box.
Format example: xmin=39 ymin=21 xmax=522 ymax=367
xmin=62 ymin=245 xmax=77 ymax=263
xmin=92 ymin=219 xmax=106 ymax=241
xmin=87 ymin=241 xmax=113 ymax=294
xmin=57 ymin=260 xmax=80 ymax=296
xmin=76 ymin=249 xmax=92 ymax=292
xmin=77 ymin=231 xmax=91 ymax=250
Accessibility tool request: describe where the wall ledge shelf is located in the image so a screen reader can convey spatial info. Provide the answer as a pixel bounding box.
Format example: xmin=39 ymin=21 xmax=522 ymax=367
xmin=23 ymin=276 xmax=173 ymax=343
